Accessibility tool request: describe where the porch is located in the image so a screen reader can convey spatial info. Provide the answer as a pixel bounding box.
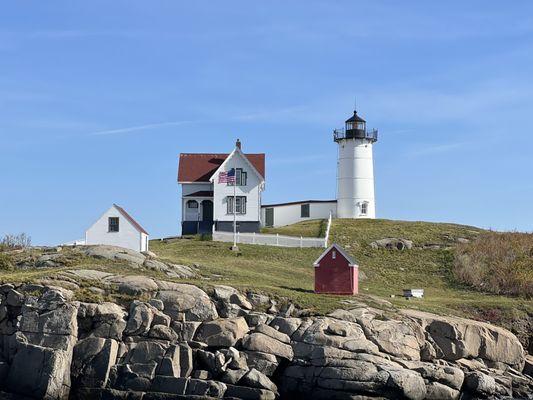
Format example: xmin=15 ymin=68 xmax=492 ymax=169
xmin=182 ymin=193 xmax=214 ymax=235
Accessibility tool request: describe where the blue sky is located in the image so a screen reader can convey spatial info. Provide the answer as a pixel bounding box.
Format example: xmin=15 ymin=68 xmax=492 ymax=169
xmin=1 ymin=1 xmax=533 ymax=245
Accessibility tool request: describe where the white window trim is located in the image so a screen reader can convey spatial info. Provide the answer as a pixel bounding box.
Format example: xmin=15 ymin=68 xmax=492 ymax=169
xmin=108 ymin=217 xmax=120 ymax=233
xmin=227 ymin=196 xmax=247 ymax=214
xmin=360 ymin=201 xmax=369 ymax=215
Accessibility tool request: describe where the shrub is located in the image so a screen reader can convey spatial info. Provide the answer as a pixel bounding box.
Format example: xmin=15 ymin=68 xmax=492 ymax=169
xmin=454 ymin=232 xmax=533 ymax=298
xmin=0 ymin=233 xmax=31 ymax=250
xmin=196 ymin=233 xmax=212 ymax=241
xmin=0 ymin=253 xmax=14 ymax=271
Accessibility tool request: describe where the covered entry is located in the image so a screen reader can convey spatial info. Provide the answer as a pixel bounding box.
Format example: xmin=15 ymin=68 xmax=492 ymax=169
xmin=182 ymin=196 xmax=215 ymax=235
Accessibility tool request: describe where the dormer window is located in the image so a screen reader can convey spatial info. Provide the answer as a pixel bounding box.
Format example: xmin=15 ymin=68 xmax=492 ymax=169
xmin=108 ymin=217 xmax=119 ymax=232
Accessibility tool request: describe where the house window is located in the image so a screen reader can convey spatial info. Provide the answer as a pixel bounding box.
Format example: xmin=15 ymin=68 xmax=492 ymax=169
xmin=236 ymin=168 xmax=247 ymax=186
xmin=332 ymin=250 xmax=337 ymax=259
xmin=108 ymin=217 xmax=119 ymax=232
xmin=227 ymin=196 xmax=247 ymax=214
xmin=360 ymin=202 xmax=368 ymax=215
xmin=301 ymin=204 xmax=310 ymax=218
xmin=187 ymin=200 xmax=198 ymax=209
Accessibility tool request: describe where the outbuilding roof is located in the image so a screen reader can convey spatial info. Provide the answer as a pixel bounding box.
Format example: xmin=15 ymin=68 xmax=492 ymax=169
xmin=313 ymin=243 xmax=357 ymax=267
xmin=113 ymin=204 xmax=149 ymax=235
xmin=262 ymin=199 xmax=337 ymax=208
xmin=178 ymin=153 xmax=265 ymax=183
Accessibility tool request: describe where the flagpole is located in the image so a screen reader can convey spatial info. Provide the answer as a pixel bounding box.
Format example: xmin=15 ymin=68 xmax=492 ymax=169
xmin=233 ymin=172 xmax=237 ymax=249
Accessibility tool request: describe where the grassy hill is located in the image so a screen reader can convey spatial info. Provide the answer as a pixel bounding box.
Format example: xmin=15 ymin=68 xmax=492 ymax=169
xmin=0 ymin=218 xmax=530 ymax=348
xmin=151 ymin=219 xmax=532 ymax=335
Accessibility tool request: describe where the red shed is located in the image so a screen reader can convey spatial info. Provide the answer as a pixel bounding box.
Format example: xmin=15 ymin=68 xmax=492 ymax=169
xmin=314 ymin=243 xmax=358 ymax=295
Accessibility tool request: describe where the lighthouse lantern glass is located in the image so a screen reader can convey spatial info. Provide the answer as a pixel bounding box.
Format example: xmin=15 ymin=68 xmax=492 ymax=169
xmin=357 ymin=121 xmax=365 ymax=130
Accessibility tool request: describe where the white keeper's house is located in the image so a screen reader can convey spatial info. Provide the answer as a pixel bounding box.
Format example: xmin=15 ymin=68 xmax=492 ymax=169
xmin=177 ymin=107 xmax=378 ymax=234
xmin=178 ymin=140 xmax=265 ymax=235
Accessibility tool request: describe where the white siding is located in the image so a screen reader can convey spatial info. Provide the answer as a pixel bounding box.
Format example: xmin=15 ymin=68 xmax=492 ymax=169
xmin=261 ymin=201 xmax=336 ymax=228
xmin=183 ymin=198 xmax=201 ymax=222
xmin=85 ymin=206 xmax=147 ymax=252
xmin=213 ymin=151 xmax=262 ymax=222
xmin=337 ymin=138 xmax=376 ymax=219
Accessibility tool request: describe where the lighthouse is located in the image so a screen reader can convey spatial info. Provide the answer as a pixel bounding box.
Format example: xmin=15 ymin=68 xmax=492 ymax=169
xmin=334 ymin=109 xmax=378 ymax=219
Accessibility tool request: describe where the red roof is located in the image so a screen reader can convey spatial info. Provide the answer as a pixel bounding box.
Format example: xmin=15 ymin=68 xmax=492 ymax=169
xmin=178 ymin=153 xmax=265 ymax=183
xmin=113 ymin=204 xmax=149 ymax=235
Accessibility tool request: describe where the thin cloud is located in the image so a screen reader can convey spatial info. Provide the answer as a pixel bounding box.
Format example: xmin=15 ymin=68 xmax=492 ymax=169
xmin=88 ymin=105 xmax=306 ymax=137
xmin=407 ymin=142 xmax=469 ymax=157
xmin=89 ymin=120 xmax=196 ymax=136
xmin=27 ymin=30 xmax=146 ymax=39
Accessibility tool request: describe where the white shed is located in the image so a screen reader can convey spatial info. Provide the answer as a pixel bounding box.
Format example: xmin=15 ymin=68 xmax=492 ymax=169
xmin=85 ymin=204 xmax=149 ymax=252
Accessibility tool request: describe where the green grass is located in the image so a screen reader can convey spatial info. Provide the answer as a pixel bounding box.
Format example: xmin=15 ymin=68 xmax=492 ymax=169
xmin=151 ymin=219 xmax=532 ymax=325
xmin=151 ymin=238 xmax=333 ymax=312
xmin=261 ymin=219 xmax=326 ymax=238
xmin=331 ymin=218 xmax=483 ymax=247
xmin=1 ymin=219 xmax=531 ymax=338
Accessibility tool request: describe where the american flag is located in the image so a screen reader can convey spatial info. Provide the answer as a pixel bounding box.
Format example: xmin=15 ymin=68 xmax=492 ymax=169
xmin=218 ymin=168 xmax=236 ymax=184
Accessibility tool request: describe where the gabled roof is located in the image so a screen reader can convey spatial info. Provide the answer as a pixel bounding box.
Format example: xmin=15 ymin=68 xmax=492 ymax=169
xmin=113 ymin=204 xmax=149 ymax=235
xmin=313 ymin=243 xmax=357 ymax=267
xmin=178 ymin=153 xmax=265 ymax=183
xmin=209 ymin=147 xmax=265 ymax=185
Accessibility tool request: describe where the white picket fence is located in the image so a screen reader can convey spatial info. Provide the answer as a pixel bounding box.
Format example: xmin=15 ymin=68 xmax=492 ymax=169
xmin=212 ymin=212 xmax=333 ymax=249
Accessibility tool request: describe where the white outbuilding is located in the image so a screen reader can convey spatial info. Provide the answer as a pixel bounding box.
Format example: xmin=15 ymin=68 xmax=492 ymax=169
xmin=85 ymin=204 xmax=149 ymax=252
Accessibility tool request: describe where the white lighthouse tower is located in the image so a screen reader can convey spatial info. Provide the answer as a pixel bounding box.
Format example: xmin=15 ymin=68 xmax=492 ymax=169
xmin=334 ymin=109 xmax=378 ymax=219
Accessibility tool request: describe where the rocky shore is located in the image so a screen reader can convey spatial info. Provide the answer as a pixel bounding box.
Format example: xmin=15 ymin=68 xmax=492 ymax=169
xmin=0 ymin=276 xmax=531 ymax=399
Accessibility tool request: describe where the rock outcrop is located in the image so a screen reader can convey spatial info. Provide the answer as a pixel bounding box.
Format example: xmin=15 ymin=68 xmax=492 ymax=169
xmin=0 ymin=282 xmax=531 ymax=399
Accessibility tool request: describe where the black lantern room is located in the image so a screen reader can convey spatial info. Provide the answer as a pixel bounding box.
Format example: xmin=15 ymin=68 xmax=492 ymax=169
xmin=333 ymin=109 xmax=378 ymax=143
xmin=345 ymin=110 xmax=366 ymax=137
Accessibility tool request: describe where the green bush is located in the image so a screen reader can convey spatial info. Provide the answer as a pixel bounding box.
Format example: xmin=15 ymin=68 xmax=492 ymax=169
xmin=0 ymin=253 xmax=14 ymax=271
xmin=454 ymin=232 xmax=533 ymax=298
xmin=197 ymin=233 xmax=212 ymax=241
